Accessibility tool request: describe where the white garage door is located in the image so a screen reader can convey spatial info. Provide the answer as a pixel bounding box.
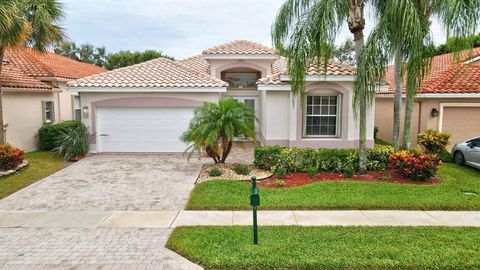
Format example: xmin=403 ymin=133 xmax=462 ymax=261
xmin=96 ymin=107 xmax=194 ymax=152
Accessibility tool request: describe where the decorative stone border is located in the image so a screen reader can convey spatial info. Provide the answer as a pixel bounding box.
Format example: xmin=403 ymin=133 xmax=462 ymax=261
xmin=0 ymin=160 xmax=29 ymax=177
xmin=196 ymin=163 xmax=273 ymax=184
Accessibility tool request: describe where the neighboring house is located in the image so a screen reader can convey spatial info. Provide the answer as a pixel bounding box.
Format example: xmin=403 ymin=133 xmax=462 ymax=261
xmin=0 ymin=48 xmax=106 ymax=151
xmin=68 ymin=40 xmax=375 ymax=153
xmin=376 ymin=47 xmax=480 ymax=149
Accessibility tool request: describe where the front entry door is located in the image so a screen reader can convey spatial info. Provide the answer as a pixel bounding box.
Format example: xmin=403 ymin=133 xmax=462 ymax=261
xmin=233 ymin=97 xmax=258 ymax=139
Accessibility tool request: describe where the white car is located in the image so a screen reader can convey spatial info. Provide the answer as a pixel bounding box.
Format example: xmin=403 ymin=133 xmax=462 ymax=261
xmin=452 ymin=137 xmax=480 ymax=169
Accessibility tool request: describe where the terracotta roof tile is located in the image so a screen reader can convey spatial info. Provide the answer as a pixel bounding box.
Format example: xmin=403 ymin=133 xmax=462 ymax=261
xmin=177 ymin=54 xmax=210 ymax=74
xmin=4 ymin=48 xmax=106 ymax=79
xmin=381 ymin=47 xmax=480 ymax=95
xmin=203 ymin=40 xmax=276 ymax=55
xmin=69 ymin=57 xmax=228 ymax=88
xmin=258 ymin=57 xmax=356 ymax=86
xmin=0 ymin=62 xmax=53 ymax=90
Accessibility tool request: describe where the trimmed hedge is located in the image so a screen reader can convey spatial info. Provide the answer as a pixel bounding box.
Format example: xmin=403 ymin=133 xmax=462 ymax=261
xmin=37 ymin=121 xmax=82 ymax=151
xmin=254 ymin=145 xmax=394 ymax=175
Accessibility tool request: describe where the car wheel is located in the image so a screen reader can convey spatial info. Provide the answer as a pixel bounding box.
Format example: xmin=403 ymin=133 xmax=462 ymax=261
xmin=454 ymin=151 xmax=465 ymax=166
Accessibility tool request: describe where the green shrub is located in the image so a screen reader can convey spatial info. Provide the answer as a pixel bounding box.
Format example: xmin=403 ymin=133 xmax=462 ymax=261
xmin=317 ymin=148 xmax=356 ymax=173
xmin=0 ymin=144 xmax=24 ymax=171
xmin=208 ymin=167 xmax=222 ymax=177
xmin=274 ymin=166 xmax=287 ymax=178
xmin=259 ymin=145 xmax=393 ymax=174
xmin=435 ymin=149 xmax=453 ymax=163
xmin=275 ymin=179 xmax=285 ymax=187
xmin=254 ymin=145 xmax=284 ymax=169
xmin=305 ymin=166 xmax=317 ymax=178
xmin=233 ymin=164 xmax=250 ymax=175
xmin=37 ymin=121 xmax=82 ymax=150
xmin=343 ymin=165 xmax=355 ymax=178
xmin=53 ymin=122 xmax=90 ymax=161
xmin=418 ymin=129 xmax=451 ymax=153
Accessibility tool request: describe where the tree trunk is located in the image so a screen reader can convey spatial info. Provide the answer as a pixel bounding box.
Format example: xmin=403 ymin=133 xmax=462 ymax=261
xmin=205 ymin=146 xmax=220 ymax=163
xmin=348 ymin=0 xmax=367 ymax=174
xmin=220 ymin=139 xmax=233 ymax=163
xmin=393 ymin=50 xmax=402 ymax=151
xmin=0 ymin=47 xmax=5 ymax=144
xmin=402 ymin=91 xmax=414 ymax=149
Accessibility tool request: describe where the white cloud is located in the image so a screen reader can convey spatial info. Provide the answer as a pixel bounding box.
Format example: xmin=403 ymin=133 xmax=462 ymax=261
xmin=61 ymin=0 xmax=447 ymax=59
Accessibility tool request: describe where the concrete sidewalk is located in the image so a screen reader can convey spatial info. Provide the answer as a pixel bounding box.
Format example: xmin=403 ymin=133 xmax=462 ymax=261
xmin=1 ymin=210 xmax=479 ymax=228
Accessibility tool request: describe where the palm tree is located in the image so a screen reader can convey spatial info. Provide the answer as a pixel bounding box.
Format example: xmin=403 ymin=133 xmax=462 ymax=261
xmin=357 ymin=0 xmax=480 ymax=150
xmin=181 ymin=98 xmax=257 ymax=164
xmin=0 ymin=0 xmax=64 ymax=144
xmin=272 ymin=0 xmax=371 ymax=173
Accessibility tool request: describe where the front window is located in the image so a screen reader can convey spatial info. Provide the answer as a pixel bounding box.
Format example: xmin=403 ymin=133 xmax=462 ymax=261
xmin=73 ymin=96 xmax=81 ymax=120
xmin=304 ymin=95 xmax=340 ymax=137
xmin=42 ymin=101 xmax=55 ymax=123
xmin=222 ymin=72 xmax=260 ymax=89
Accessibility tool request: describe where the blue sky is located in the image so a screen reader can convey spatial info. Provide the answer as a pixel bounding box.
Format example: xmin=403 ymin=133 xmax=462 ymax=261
xmin=61 ymin=0 xmax=447 ymax=59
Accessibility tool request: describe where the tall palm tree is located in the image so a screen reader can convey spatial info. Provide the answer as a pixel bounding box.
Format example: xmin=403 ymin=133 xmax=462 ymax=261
xmin=0 ymin=0 xmax=64 ymax=144
xmin=357 ymin=0 xmax=480 ymax=150
xmin=272 ymin=0 xmax=371 ymax=173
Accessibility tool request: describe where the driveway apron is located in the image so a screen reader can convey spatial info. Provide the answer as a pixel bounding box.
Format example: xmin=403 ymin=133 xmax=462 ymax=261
xmin=0 ymin=154 xmax=203 ymax=270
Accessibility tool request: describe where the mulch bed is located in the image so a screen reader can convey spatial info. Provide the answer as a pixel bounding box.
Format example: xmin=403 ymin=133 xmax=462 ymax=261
xmin=258 ymin=170 xmax=441 ymax=188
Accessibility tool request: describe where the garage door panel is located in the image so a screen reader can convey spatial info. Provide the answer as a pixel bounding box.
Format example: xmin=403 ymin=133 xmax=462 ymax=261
xmin=443 ymin=107 xmax=480 ymax=148
xmin=97 ymin=107 xmax=194 ymax=152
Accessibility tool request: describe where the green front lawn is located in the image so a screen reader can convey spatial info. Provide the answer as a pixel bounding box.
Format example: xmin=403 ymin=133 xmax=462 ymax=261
xmin=168 ymin=226 xmax=480 ymax=270
xmin=0 ymin=152 xmax=65 ymax=199
xmin=187 ymin=163 xmax=480 ymax=210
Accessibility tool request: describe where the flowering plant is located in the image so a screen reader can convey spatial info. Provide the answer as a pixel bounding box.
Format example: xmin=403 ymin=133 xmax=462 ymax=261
xmin=418 ymin=129 xmax=451 ymax=153
xmin=389 ymin=149 xmax=440 ymax=181
xmin=0 ymin=144 xmax=24 ymax=171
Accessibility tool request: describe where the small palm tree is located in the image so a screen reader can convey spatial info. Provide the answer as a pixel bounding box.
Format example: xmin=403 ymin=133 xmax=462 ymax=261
xmin=181 ymin=98 xmax=257 ymax=164
xmin=0 ymin=0 xmax=65 ymax=143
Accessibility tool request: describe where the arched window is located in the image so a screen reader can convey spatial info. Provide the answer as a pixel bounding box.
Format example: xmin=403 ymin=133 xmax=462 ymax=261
xmin=221 ymin=67 xmax=261 ymax=90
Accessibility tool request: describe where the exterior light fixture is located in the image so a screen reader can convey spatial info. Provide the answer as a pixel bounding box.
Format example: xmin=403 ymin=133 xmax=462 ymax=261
xmin=431 ymin=108 xmax=439 ymax=117
xmin=83 ymin=106 xmax=89 ymax=117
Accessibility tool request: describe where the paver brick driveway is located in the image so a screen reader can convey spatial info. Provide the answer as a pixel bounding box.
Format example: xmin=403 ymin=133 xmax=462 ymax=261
xmin=0 ymin=154 xmax=204 ymax=269
xmin=0 ymin=154 xmax=203 ymax=211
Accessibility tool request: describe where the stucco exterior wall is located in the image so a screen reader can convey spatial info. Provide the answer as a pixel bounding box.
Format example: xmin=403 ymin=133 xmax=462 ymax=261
xmin=4 ymin=92 xmax=57 ymax=151
xmin=79 ymin=91 xmax=221 ymax=152
xmin=208 ymin=59 xmax=274 ymax=79
xmin=261 ymin=81 xmax=375 ymax=148
xmin=375 ymin=97 xmax=480 ymax=147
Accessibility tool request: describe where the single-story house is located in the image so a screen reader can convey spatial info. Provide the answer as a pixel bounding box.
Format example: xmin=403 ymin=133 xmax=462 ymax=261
xmin=1 ymin=48 xmax=106 ymax=151
xmin=68 ymin=40 xmax=375 ymax=153
xmin=376 ymin=47 xmax=480 ymax=149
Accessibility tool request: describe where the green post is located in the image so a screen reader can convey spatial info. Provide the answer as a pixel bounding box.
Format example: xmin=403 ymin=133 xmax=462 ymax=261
xmin=250 ymin=176 xmax=260 ymax=245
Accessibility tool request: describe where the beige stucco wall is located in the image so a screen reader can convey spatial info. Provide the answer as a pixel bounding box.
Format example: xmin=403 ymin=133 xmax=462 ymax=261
xmin=3 ymin=81 xmax=81 ymax=152
xmin=375 ymin=97 xmax=480 ymax=147
xmin=4 ymin=91 xmax=57 ymax=151
xmin=79 ymin=91 xmax=221 ymax=153
xmin=261 ymin=81 xmax=375 ymax=148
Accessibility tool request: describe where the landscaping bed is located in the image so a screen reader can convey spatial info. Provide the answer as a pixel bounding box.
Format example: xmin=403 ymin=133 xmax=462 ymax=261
xmin=259 ymin=170 xmax=441 ymax=188
xmin=197 ymin=163 xmax=272 ymax=183
xmin=186 ymin=163 xmax=480 ymax=210
xmin=168 ymin=226 xmax=480 ymax=270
